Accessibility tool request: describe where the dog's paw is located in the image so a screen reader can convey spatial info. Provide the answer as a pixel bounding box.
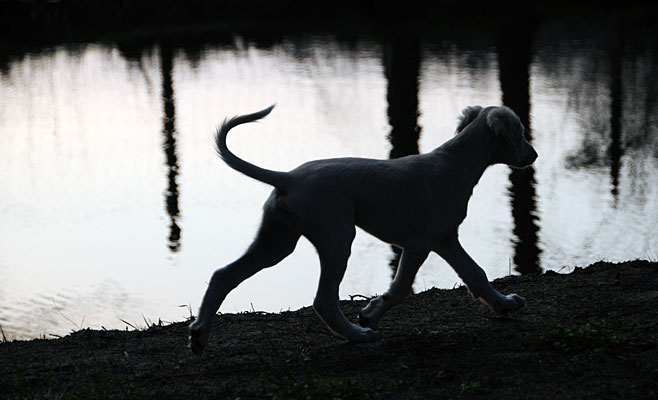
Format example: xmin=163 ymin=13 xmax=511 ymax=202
xmin=189 ymin=323 xmax=208 ymax=355
xmin=346 ymin=327 xmax=382 ymax=344
xmin=358 ymin=311 xmax=378 ymax=330
xmin=358 ymin=296 xmax=386 ymax=330
xmin=498 ymin=293 xmax=525 ymax=315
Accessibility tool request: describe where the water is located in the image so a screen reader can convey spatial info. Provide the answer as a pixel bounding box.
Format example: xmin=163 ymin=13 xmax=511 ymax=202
xmin=1 ymin=23 xmax=657 ymax=340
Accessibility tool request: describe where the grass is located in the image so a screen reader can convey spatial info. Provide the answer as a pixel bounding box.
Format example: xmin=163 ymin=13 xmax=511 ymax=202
xmin=1 ymin=325 xmax=8 ymax=343
xmin=535 ymin=316 xmax=639 ymax=355
xmin=1 ymin=326 xmax=31 ymax=399
xmin=273 ymin=377 xmax=380 ymax=400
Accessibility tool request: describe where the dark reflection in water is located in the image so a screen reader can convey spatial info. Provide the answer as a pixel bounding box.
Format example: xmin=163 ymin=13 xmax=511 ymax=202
xmin=383 ymin=29 xmax=422 ymax=282
xmin=160 ymin=44 xmax=182 ymax=253
xmin=386 ymin=30 xmax=422 ymax=159
xmin=498 ymin=19 xmax=542 ymax=274
xmin=114 ymin=41 xmax=182 ymax=253
xmin=555 ymin=23 xmax=658 ymax=194
xmin=608 ymin=29 xmax=624 ymax=203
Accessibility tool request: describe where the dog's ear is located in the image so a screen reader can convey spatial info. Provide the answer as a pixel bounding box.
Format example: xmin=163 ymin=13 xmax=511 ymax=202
xmin=486 ymin=106 xmax=522 ymax=141
xmin=486 ymin=106 xmax=525 ymax=160
xmin=456 ymin=106 xmax=483 ymax=133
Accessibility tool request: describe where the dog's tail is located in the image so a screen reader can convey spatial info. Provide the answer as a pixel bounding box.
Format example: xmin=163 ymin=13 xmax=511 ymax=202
xmin=215 ymin=105 xmax=290 ymax=189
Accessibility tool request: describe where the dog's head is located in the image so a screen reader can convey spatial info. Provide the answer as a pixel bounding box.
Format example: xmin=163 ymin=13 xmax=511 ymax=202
xmin=458 ymin=106 xmax=538 ymax=169
xmin=486 ymin=106 xmax=537 ymax=168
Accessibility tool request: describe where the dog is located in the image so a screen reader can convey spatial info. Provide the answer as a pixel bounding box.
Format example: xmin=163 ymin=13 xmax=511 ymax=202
xmin=189 ymin=105 xmax=537 ymax=354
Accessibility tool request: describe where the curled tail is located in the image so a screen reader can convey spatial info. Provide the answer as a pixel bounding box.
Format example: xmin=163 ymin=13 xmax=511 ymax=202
xmin=215 ymin=105 xmax=290 ymax=189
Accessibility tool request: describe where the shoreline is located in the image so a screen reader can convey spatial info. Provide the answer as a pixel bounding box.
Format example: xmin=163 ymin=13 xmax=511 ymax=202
xmin=2 ymin=259 xmax=657 ymax=399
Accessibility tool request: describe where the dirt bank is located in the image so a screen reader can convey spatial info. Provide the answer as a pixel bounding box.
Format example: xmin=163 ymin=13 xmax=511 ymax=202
xmin=2 ymin=260 xmax=657 ymax=399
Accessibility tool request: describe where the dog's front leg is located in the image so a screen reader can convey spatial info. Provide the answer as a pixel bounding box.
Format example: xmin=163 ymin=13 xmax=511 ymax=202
xmin=359 ymin=247 xmax=429 ymax=330
xmin=435 ymin=234 xmax=525 ymax=314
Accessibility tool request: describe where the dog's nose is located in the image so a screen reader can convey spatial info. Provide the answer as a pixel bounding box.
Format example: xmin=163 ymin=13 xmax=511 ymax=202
xmin=530 ymin=147 xmax=538 ymax=162
xmin=521 ymin=146 xmax=538 ymax=167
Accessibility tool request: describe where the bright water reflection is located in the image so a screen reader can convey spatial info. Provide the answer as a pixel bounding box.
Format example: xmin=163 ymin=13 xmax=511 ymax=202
xmin=1 ymin=28 xmax=656 ymax=339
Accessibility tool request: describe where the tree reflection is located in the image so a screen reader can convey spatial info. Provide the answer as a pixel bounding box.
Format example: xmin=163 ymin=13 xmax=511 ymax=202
xmin=384 ymin=29 xmax=421 ymax=281
xmin=498 ymin=18 xmax=543 ymax=274
xmin=160 ymin=44 xmax=182 ymax=253
xmin=558 ymin=23 xmax=658 ymax=199
xmin=608 ymin=31 xmax=623 ymax=203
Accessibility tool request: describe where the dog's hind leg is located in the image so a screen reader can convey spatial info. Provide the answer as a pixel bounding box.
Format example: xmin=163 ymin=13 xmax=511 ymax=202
xmin=189 ymin=208 xmax=300 ymax=354
xmin=435 ymin=233 xmax=525 ymax=314
xmin=310 ymin=226 xmax=381 ymax=343
xmin=359 ymin=247 xmax=429 ymax=330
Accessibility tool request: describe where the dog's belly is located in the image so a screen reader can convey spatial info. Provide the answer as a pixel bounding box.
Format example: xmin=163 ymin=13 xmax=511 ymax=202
xmin=354 ymin=198 xmax=466 ymax=249
xmin=357 ymin=224 xmax=409 ymax=248
xmin=354 ymin=211 xmax=455 ymax=249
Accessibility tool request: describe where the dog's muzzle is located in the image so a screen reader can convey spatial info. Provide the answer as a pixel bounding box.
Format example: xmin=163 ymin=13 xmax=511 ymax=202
xmin=525 ymin=146 xmax=538 ymax=165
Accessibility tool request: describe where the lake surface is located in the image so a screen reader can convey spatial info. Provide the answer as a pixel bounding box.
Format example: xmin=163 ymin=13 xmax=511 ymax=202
xmin=1 ymin=21 xmax=657 ymax=340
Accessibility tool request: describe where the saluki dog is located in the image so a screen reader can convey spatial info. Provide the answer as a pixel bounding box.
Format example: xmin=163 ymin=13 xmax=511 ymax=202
xmin=189 ymin=105 xmax=538 ymax=354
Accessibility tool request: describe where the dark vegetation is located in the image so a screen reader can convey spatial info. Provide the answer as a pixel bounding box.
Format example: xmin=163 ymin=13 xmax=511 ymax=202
xmin=1 ymin=0 xmax=657 ymax=56
xmin=2 ymin=260 xmax=657 ymax=399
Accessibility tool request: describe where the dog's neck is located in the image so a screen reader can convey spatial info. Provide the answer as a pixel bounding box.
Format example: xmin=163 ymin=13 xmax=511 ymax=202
xmin=433 ymin=125 xmax=497 ymax=189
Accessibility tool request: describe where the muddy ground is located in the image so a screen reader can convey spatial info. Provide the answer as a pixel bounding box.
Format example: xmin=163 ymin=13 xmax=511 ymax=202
xmin=1 ymin=260 xmax=657 ymax=399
